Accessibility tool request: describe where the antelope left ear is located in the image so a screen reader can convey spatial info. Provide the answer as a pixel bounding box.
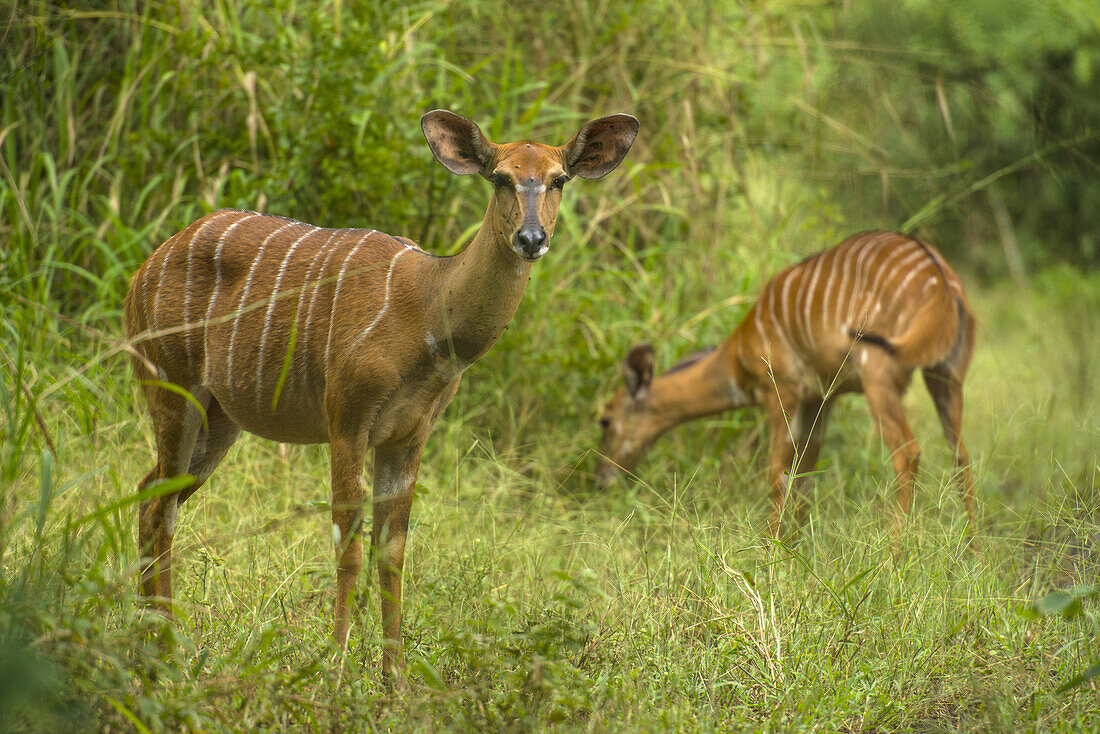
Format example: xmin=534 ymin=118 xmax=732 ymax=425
xmin=421 ymin=110 xmax=496 ymax=175
xmin=565 ymin=114 xmax=639 ymax=179
xmin=623 ymin=343 xmax=654 ymax=399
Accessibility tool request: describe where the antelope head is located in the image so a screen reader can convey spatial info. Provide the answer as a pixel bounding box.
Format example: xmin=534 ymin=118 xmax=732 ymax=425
xmin=422 ymin=110 xmax=639 ymax=261
xmin=595 ymin=343 xmax=661 ymax=484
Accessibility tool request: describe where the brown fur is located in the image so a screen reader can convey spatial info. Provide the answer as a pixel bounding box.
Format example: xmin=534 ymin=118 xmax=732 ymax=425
xmin=127 ymin=110 xmax=637 ymax=684
xmin=597 ymin=231 xmax=976 ymax=534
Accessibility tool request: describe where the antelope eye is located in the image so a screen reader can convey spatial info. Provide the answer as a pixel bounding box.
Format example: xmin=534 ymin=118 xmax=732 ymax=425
xmin=489 ymin=173 xmax=512 ymax=189
xmin=551 ymin=175 xmax=569 ymax=190
xmin=599 ymin=417 xmax=611 ymax=430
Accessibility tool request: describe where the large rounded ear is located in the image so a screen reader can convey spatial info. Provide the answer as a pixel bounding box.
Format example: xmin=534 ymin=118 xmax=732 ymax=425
xmin=623 ymin=343 xmax=655 ymax=399
xmin=421 ymin=110 xmax=495 ymax=175
xmin=565 ymin=113 xmax=639 ymax=179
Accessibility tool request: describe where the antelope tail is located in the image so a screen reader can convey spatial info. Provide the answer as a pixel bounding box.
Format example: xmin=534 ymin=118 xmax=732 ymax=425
xmin=850 ymin=293 xmax=970 ymax=369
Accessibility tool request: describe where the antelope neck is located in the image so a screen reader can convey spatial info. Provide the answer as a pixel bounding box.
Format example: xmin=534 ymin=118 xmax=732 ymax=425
xmin=430 ymin=217 xmax=534 ymax=365
xmin=647 ymin=347 xmax=741 ymax=433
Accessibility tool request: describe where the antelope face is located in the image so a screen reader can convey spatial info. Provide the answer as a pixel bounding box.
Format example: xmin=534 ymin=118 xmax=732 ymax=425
xmin=421 ymin=109 xmax=638 ymax=262
xmin=485 ymin=144 xmax=569 ymax=261
xmin=595 ymin=388 xmax=664 ymax=486
xmin=595 ymin=343 xmax=659 ymax=485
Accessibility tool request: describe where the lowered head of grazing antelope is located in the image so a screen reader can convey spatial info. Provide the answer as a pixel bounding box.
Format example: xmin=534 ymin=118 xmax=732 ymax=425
xmin=422 ymin=110 xmax=638 ymax=261
xmin=595 ymin=343 xmax=744 ymax=484
xmin=595 ymin=344 xmax=662 ymax=483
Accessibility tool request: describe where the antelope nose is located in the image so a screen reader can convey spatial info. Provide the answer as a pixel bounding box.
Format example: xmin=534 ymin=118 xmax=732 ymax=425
xmin=515 ymin=227 xmax=547 ymax=259
xmin=595 ymin=464 xmax=620 ymax=489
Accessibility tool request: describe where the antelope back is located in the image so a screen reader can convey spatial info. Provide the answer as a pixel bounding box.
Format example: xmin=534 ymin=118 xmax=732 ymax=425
xmin=125 ymin=209 xmax=423 ymax=442
xmin=746 ymin=231 xmax=970 ymax=373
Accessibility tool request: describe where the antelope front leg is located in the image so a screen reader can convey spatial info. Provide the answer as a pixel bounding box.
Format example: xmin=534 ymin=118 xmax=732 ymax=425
xmin=138 ymin=482 xmax=181 ymax=608
xmin=137 ymin=386 xmax=206 ymax=612
xmin=764 ymin=393 xmax=798 ymax=537
xmin=862 ymin=377 xmax=920 ymax=518
xmin=787 ymin=397 xmax=833 ymax=528
xmin=330 ymin=432 xmax=368 ymax=649
xmin=372 ymin=440 xmax=424 ymax=684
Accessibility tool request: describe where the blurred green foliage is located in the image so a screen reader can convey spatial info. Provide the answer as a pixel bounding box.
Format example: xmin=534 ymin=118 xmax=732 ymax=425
xmin=834 ymin=0 xmax=1100 ymax=271
xmin=2 ymin=1 xmax=1096 ymax=328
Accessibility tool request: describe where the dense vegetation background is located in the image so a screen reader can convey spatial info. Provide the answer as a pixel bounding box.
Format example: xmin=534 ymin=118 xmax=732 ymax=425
xmin=2 ymin=1 xmax=1098 ymax=730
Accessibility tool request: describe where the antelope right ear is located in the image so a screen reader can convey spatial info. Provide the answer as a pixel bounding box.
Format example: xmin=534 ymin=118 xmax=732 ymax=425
xmin=623 ymin=343 xmax=655 ymax=399
xmin=565 ymin=113 xmax=639 ymax=179
xmin=421 ymin=110 xmax=496 ymax=175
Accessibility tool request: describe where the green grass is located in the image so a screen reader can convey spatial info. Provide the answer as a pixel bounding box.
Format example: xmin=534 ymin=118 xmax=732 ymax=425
xmin=2 ymin=1 xmax=1099 ymax=730
xmin=3 ymin=273 xmax=1099 ymax=731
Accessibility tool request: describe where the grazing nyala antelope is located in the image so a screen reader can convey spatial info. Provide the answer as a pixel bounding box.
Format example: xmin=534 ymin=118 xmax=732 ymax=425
xmin=126 ymin=110 xmax=638 ymax=682
xmin=596 ymin=231 xmax=976 ymax=533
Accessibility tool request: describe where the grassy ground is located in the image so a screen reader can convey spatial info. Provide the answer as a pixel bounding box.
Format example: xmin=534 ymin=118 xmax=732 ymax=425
xmin=2 ymin=2 xmax=1099 ymax=731
xmin=3 ymin=268 xmax=1098 ymax=732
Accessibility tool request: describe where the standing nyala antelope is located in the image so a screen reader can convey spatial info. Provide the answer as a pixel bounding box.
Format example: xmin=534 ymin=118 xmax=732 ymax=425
xmin=596 ymin=231 xmax=976 ymax=533
xmin=126 ymin=110 xmax=638 ymax=682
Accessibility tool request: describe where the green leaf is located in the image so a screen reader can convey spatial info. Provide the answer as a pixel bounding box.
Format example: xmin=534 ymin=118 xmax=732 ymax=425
xmin=36 ymin=449 xmax=54 ymax=541
xmin=1058 ymin=661 xmax=1100 ymax=693
xmin=409 ymin=655 xmax=447 ymax=691
xmin=271 ymin=301 xmax=299 ymax=411
xmin=73 ymin=474 xmax=195 ymax=529
xmin=1029 ymin=586 xmax=1097 ymax=620
xmin=1036 ymin=591 xmax=1082 ymax=618
xmin=139 ymin=380 xmax=208 ymax=431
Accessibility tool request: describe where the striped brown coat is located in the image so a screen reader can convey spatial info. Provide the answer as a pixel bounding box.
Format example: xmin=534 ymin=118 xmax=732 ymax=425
xmin=126 ymin=110 xmax=638 ymax=682
xmin=597 ymin=231 xmax=976 ymax=533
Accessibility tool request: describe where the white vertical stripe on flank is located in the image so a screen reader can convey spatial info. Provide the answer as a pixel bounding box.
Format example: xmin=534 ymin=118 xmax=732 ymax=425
xmin=766 ymin=273 xmax=798 ymax=358
xmin=753 ymin=299 xmax=767 ymax=347
xmin=818 ymin=246 xmax=844 ymax=341
xmin=765 ymin=274 xmax=781 ymax=334
xmin=203 ymin=212 xmax=261 ymax=383
xmin=322 ymin=232 xmax=377 ymax=370
xmin=829 ymin=238 xmax=859 ymax=331
xmin=793 ymin=256 xmax=810 ymax=347
xmin=801 ymin=254 xmax=825 ymax=349
xmin=143 ymin=237 xmax=170 ymax=337
xmin=846 ymin=236 xmax=880 ymax=327
xmin=148 ymin=228 xmax=189 ymax=337
xmin=178 ymin=210 xmax=237 ymax=369
xmin=881 ymin=249 xmax=926 ymax=298
xmin=352 ymin=245 xmax=416 ymax=347
xmin=895 ymin=259 xmax=934 ymax=296
xmin=778 ymin=269 xmax=796 ymax=339
xmin=752 ymin=298 xmax=770 ymax=354
xmin=843 ymin=237 xmax=869 ymax=325
xmin=181 ymin=228 xmax=201 ymax=368
xmin=254 ymin=226 xmax=322 ymax=413
xmin=866 ymin=241 xmax=918 ymax=302
xmin=302 ymin=230 xmax=357 ymax=383
xmin=225 ymin=221 xmax=297 ymax=387
xmin=792 ymin=265 xmax=813 ymax=348
xmin=135 ymin=245 xmax=164 ymax=371
xmin=148 ymin=239 xmax=177 ymax=337
xmin=291 ymin=229 xmax=343 ymax=391
xmin=817 ymin=247 xmax=838 ymax=337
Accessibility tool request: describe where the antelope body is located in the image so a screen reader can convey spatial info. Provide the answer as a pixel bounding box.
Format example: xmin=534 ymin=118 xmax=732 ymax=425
xmin=597 ymin=231 xmax=976 ymax=532
xmin=126 ymin=110 xmax=638 ymax=681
